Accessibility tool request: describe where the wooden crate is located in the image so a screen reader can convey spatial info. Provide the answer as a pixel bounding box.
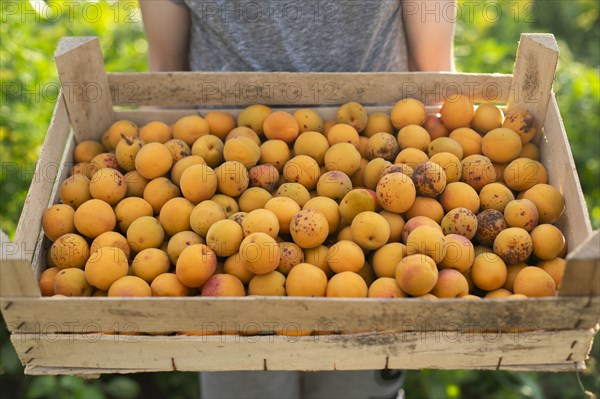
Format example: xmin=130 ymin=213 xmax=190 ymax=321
xmin=1 ymin=34 xmax=598 ymax=376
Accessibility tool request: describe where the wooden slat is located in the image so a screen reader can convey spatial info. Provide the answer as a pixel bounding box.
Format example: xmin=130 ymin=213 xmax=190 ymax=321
xmin=561 ymin=231 xmax=600 ymax=297
xmin=508 ymin=33 xmax=559 ymax=143
xmin=107 ymin=72 xmax=513 ymax=107
xmin=55 ymin=37 xmax=115 ymax=141
xmin=0 ymin=254 xmax=40 ymax=298
xmin=11 ymin=328 xmax=595 ymax=374
xmin=2 ymin=296 xmax=598 ymax=334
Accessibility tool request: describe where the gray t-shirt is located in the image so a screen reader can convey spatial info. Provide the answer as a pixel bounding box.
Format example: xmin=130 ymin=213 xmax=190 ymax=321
xmin=171 ymin=1 xmax=408 ymax=72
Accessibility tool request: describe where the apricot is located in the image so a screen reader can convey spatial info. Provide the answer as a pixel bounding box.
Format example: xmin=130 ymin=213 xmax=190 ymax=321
xmin=42 ymin=204 xmax=76 ymax=241
xmin=84 ymin=246 xmax=128 ymax=290
xmin=485 ymin=288 xmax=513 ymax=298
xmin=513 ymin=266 xmax=556 ymax=297
xmin=112 ymin=198 xmax=149 ymax=234
xmin=247 ymin=271 xmax=285 ymax=296
xmin=503 ymin=158 xmax=547 ymax=192
xmin=54 ymin=268 xmax=93 ymax=296
xmin=131 ymin=248 xmax=170 ymax=283
xmin=201 ymin=274 xmax=245 ymax=296
xmin=135 ymin=142 xmax=173 ymax=179
xmin=363 ymin=158 xmax=391 ymax=190
xmin=303 ymin=198 xmax=339 ymax=233
xmin=337 ymin=226 xmax=353 ymax=241
xmin=462 ymin=295 xmax=482 ymax=300
xmin=204 ymin=111 xmax=235 ymax=140
xmin=190 ymin=200 xmax=226 ymax=237
xmin=481 ymin=128 xmax=522 ymax=163
xmin=336 ymin=102 xmax=368 ymax=132
xmin=215 ymin=161 xmax=249 ymax=197
xmin=470 ymin=253 xmax=507 ymax=291
xmin=283 ymin=155 xmax=321 ymax=190
xmin=390 ymin=98 xmax=426 ymax=129
xmin=49 ymin=233 xmax=89 ymax=270
xmin=449 ymin=128 xmax=482 ymax=157
xmin=377 ymin=212 xmax=403 ymax=243
xmin=276 ymin=242 xmax=305 ymax=275
xmin=476 ymin=209 xmax=508 ymax=246
xmin=74 ymin=199 xmax=115 ymax=238
xmin=189 ymin=136 xmax=222 ymax=168
xmin=325 ymin=240 xmax=364 ymax=274
xmin=518 ymin=142 xmax=540 ymax=161
xmin=431 ymin=269 xmax=469 ymax=298
xmin=372 ymin=242 xmax=407 ymax=278
xmin=327 ymin=123 xmax=360 ymax=148
xmin=368 ymin=277 xmax=405 ymax=298
xmin=316 ymin=171 xmax=352 ymax=201
xmin=397 ymin=124 xmax=430 ymax=152
xmin=428 ymin=137 xmax=464 ymax=160
xmin=405 ymin=197 xmax=444 ymax=224
xmin=282 ymin=263 xmax=326 ymax=297
xmin=376 ymin=172 xmax=416 ymax=213
xmin=172 ymin=115 xmax=209 ymax=145
xmin=90 ymin=231 xmax=130 ymax=260
xmin=90 ymin=153 xmax=119 ymax=174
xmin=151 ymin=273 xmax=190 ymax=296
xmin=350 ymin=158 xmax=368 ymax=188
xmin=237 ymin=104 xmax=272 ymax=135
xmin=89 ymin=168 xmax=126 ymax=206
xmin=174 ymin=163 xmax=216 ymax=204
xmin=530 ymin=224 xmax=565 ymax=260
xmin=412 ymin=162 xmax=447 ymax=197
xmin=156 ymin=197 xmax=193 ymax=236
xmin=406 ymin=226 xmax=447 ymax=264
xmin=429 ymin=152 xmax=462 ymax=183
xmin=226 ymin=126 xmax=261 ymax=146
xmin=395 ymin=254 xmax=438 ymax=296
xmin=493 ymin=227 xmax=533 ymax=265
xmin=439 ymin=234 xmax=474 ymax=272
xmin=301 ymin=245 xmax=330 ymax=276
xmin=479 ymin=183 xmax=514 ymax=213
xmin=502 ymin=108 xmax=536 ymax=144
xmin=140 ymin=121 xmax=172 ymax=144
xmin=324 ymin=143 xmax=362 ymax=176
xmin=228 ymin=212 xmax=248 ymax=226
xmin=127 ymin=216 xmax=165 ymax=252
xmin=439 ymin=182 xmax=480 ymax=213
xmin=350 ymin=211 xmax=390 ymax=250
xmin=290 ymin=209 xmax=329 ymax=248
xmin=523 ymin=184 xmax=565 ymax=224
xmin=424 ymin=114 xmax=450 ymax=140
xmin=60 ymin=174 xmax=92 ymax=209
xmin=105 ymin=120 xmax=139 ymax=150
xmin=143 ymin=177 xmax=181 ymax=214
xmin=239 ymin=232 xmax=280 ymax=275
xmin=114 ymin=136 xmax=143 ymax=172
xmin=363 ymin=133 xmax=398 ymax=162
xmin=164 ymin=139 xmax=191 ymax=163
xmin=108 ymin=276 xmax=152 ymax=297
xmin=39 ymin=267 xmax=60 ymax=296
xmin=248 ymin=164 xmax=279 ymax=192
xmin=365 ymin=112 xmax=394 ymax=137
xmin=339 ymin=189 xmax=377 ymax=224
xmin=402 ymin=216 xmax=443 ymax=243
xmin=440 ymin=207 xmax=477 ymax=239
xmin=260 ymin=197 xmax=299 ymax=235
xmin=504 ymin=199 xmax=539 ymax=232
xmin=263 ymin=111 xmax=299 ymax=143
xmin=471 ymin=103 xmax=503 ymax=134
xmin=394 ymin=148 xmax=429 ymax=169
xmin=259 ymin=139 xmax=291 ymax=172
xmin=290 ymin=108 xmax=322 ymax=133
xmin=74 ymin=140 xmax=105 ymax=163
xmin=223 ymin=253 xmax=255 ymax=284
xmin=240 ymin=208 xmax=279 ymax=239
xmin=538 ymin=257 xmax=566 ymax=288
xmin=326 ymin=271 xmax=368 ymax=298
xmin=175 ymin=244 xmax=217 ymax=287
xmin=167 ymin=231 xmax=204 ymax=266
xmin=276 ymin=183 xmax=311 ymax=207
xmin=124 ymin=171 xmax=149 ymax=197
xmin=380 ymin=163 xmax=414 ymax=179
xmin=440 ymin=94 xmax=474 ymax=130
xmin=290 ymin=133 xmax=329 ymax=167
xmin=460 ymin=155 xmax=496 ymax=192
xmin=503 ymin=263 xmax=528 ymax=291
xmin=71 ymin=162 xmax=95 ymax=179
xmin=223 ymin=136 xmax=260 ymax=168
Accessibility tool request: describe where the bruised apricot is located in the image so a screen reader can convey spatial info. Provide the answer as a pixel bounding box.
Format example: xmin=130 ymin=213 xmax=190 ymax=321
xmin=441 ymin=207 xmax=478 ymax=239
xmin=60 ymin=174 xmax=92 ymax=209
xmin=290 ymin=209 xmax=329 ymax=248
xmin=376 ymin=172 xmax=416 ymax=213
xmin=74 ymin=199 xmax=115 ymax=238
xmin=390 ymin=98 xmax=426 ymax=129
xmin=412 ymin=162 xmax=447 ymax=197
xmin=460 ymin=155 xmax=496 ymax=192
xmin=276 ymin=242 xmax=305 ymax=275
xmin=42 ymin=204 xmax=75 ymax=241
xmin=503 ymin=108 xmax=537 ymax=144
xmin=479 ymin=183 xmax=514 ymax=213
xmin=493 ymin=227 xmax=533 ymax=265
xmin=476 ymin=209 xmax=508 ymax=246
xmin=176 ymin=244 xmax=217 ymax=288
xmin=49 ymin=233 xmax=89 ymax=269
xmin=135 ymin=142 xmax=173 ymax=179
xmin=504 ymin=199 xmax=539 ymax=232
xmin=54 ymin=268 xmax=92 ymax=296
xmin=89 ymin=168 xmax=126 ymax=206
xmin=90 ymin=153 xmax=119 ymax=174
xmin=248 ymin=164 xmax=280 ymax=192
xmin=85 ymin=247 xmax=128 ymax=290
xmin=164 ymin=139 xmax=191 ymax=163
xmin=215 ymin=161 xmax=249 ymax=197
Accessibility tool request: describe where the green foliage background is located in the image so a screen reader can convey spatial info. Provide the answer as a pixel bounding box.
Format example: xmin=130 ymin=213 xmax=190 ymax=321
xmin=1 ymin=1 xmax=598 ymax=398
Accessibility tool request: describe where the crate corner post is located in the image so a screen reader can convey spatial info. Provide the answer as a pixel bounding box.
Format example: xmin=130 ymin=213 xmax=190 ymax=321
xmin=54 ymin=36 xmax=116 ymax=142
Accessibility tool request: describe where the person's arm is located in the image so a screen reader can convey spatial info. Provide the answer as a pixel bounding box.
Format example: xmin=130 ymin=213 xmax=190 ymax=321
xmin=403 ymin=0 xmax=456 ymax=72
xmin=139 ymin=0 xmax=191 ymax=71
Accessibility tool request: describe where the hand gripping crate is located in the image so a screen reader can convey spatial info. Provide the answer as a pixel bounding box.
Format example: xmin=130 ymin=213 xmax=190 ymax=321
xmin=1 ymin=34 xmax=598 ymax=376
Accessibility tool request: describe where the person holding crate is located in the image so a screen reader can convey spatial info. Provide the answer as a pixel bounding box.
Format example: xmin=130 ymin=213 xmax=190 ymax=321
xmin=140 ymin=1 xmax=455 ymax=398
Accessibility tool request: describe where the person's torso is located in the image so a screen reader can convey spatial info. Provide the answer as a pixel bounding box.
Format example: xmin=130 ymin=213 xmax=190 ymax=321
xmin=181 ymin=0 xmax=408 ymax=72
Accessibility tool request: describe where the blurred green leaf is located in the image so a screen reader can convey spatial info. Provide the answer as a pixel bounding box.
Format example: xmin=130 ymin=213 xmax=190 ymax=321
xmin=103 ymin=376 xmax=141 ymax=399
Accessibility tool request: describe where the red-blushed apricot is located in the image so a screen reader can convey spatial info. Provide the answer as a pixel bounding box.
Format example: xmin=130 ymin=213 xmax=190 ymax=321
xmin=441 ymin=208 xmax=477 ymax=240
xmin=523 ymin=184 xmax=565 ymax=224
xmin=39 ymin=267 xmax=60 ymax=296
xmin=479 ymin=183 xmax=514 ymax=213
xmin=263 ymin=111 xmax=299 ymax=143
xmin=54 ymin=268 xmax=93 ymax=296
xmin=503 ymin=108 xmax=537 ymax=143
xmin=176 ymin=244 xmax=217 ymax=288
xmin=423 ymin=114 xmax=450 ymax=140
xmin=290 ymin=209 xmax=329 ymax=249
xmin=327 ymin=240 xmax=365 ymax=273
xmin=248 ymin=164 xmax=280 ymax=192
xmin=105 ymin=120 xmax=139 ymax=150
xmin=151 ymin=273 xmax=189 ymax=296
xmin=429 ymin=152 xmax=462 ymax=183
xmin=530 ymin=224 xmax=565 ymax=260
xmin=248 ymin=271 xmax=286 ymax=296
xmin=493 ymin=227 xmax=533 ymax=265
xmin=132 ymin=248 xmax=170 ymax=283
xmin=402 ymin=216 xmax=443 ymax=243
xmin=337 ymin=102 xmax=368 ymax=132
xmin=439 ymin=182 xmax=480 ymax=213
xmin=538 ymin=257 xmax=566 ymax=289
xmin=406 ymin=226 xmax=447 ymax=264
xmin=74 ymin=140 xmax=106 ymax=163
xmin=108 ymin=276 xmax=152 ymax=297
xmin=481 ymin=128 xmax=522 ymax=163
xmin=326 ymin=271 xmax=368 ymax=298
xmin=395 ymin=254 xmax=438 ymax=296
xmin=127 ymin=216 xmax=165 ymax=252
xmin=90 ymin=153 xmax=119 ymax=175
xmin=471 ymin=253 xmax=507 ymax=291
xmin=135 ymin=142 xmax=173 ymax=179
xmin=439 ymin=234 xmax=474 ymax=272
xmin=85 ymin=247 xmax=128 ymax=290
xmin=471 ymin=103 xmax=503 ymax=134
xmin=513 ymin=266 xmax=556 ymax=297
xmin=390 ymin=98 xmax=426 ymax=129
xmin=239 ymin=232 xmax=280 ymax=275
xmin=376 ymin=172 xmax=416 ymax=213
xmin=74 ymin=199 xmax=116 ymax=238
xmin=60 ymin=174 xmax=92 ymax=209
xmin=286 ymin=263 xmax=328 ymax=297
xmin=431 ymin=269 xmax=469 ymax=298
xmin=372 ymin=242 xmax=407 ymax=278
xmin=42 ymin=204 xmax=76 ymax=242
xmin=440 ymin=94 xmax=474 ymax=130
xmin=475 ymin=209 xmax=508 ymax=247
xmin=368 ymin=277 xmax=406 ymax=298
xmin=201 ymin=274 xmax=245 ymax=296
